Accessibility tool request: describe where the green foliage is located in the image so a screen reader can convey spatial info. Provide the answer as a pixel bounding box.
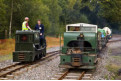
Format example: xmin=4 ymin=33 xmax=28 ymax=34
xmin=105 ymin=64 xmax=120 ymax=80
xmin=1 ymin=0 xmax=121 ymax=37
xmin=106 ymin=64 xmax=120 ymax=73
xmin=98 ymin=0 xmax=121 ymax=23
xmin=80 ymin=14 xmax=89 ymax=23
xmin=0 ymin=0 xmax=7 ymax=31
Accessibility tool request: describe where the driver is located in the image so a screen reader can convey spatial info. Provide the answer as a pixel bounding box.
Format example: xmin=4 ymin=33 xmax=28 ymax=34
xmin=35 ymin=20 xmax=45 ymax=47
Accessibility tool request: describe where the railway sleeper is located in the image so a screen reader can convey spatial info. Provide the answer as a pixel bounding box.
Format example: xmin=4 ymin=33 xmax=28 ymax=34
xmin=67 ymin=73 xmax=81 ymax=76
xmin=0 ymin=78 xmax=8 ymax=80
xmin=65 ymin=76 xmax=79 ymax=79
xmin=6 ymin=75 xmax=14 ymax=79
xmin=82 ymin=76 xmax=92 ymax=80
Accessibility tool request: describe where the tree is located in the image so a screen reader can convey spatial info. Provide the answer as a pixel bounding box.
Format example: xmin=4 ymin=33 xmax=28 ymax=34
xmin=1 ymin=0 xmax=121 ymax=37
xmin=43 ymin=0 xmax=62 ymax=36
xmin=0 ymin=0 xmax=6 ymax=32
xmin=98 ymin=0 xmax=121 ymax=23
xmin=9 ymin=0 xmax=13 ymax=38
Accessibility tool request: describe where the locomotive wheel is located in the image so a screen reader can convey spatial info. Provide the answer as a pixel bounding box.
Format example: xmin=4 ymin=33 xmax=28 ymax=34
xmin=35 ymin=54 xmax=40 ymax=60
xmin=35 ymin=54 xmax=42 ymax=61
xmin=39 ymin=54 xmax=42 ymax=59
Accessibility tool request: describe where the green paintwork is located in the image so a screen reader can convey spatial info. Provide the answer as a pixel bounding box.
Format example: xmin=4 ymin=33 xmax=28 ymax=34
xmin=13 ymin=30 xmax=46 ymax=62
xmin=62 ymin=32 xmax=97 ymax=54
xmin=82 ymin=55 xmax=96 ymax=65
xmin=60 ymin=24 xmax=99 ymax=69
xmin=13 ymin=51 xmax=35 ymax=62
xmin=60 ymin=53 xmax=97 ymax=69
xmin=60 ymin=55 xmax=71 ymax=64
xmin=60 ymin=24 xmax=111 ymax=69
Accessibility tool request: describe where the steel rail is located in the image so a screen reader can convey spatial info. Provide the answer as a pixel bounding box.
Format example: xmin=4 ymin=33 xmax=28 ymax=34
xmin=0 ymin=50 xmax=60 ymax=78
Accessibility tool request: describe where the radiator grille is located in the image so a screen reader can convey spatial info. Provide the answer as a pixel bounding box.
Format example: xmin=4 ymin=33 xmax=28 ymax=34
xmin=72 ymin=57 xmax=81 ymax=66
xmin=18 ymin=53 xmax=25 ymax=61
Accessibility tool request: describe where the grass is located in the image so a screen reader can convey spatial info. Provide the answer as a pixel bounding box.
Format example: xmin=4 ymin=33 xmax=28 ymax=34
xmin=0 ymin=36 xmax=63 ymax=62
xmin=0 ymin=54 xmax=12 ymax=62
xmin=112 ymin=56 xmax=121 ymax=59
xmin=0 ymin=39 xmax=15 ymax=55
xmin=46 ymin=36 xmax=63 ymax=48
xmin=105 ymin=64 xmax=121 ymax=80
xmin=106 ymin=64 xmax=120 ymax=73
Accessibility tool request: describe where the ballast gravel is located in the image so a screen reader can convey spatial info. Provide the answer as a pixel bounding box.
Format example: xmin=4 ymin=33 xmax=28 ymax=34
xmin=0 ymin=47 xmax=60 ymax=69
xmin=0 ymin=60 xmax=16 ymax=69
xmin=14 ymin=56 xmax=62 ymax=80
xmin=93 ymin=35 xmax=121 ymax=80
xmin=14 ymin=47 xmax=61 ymax=80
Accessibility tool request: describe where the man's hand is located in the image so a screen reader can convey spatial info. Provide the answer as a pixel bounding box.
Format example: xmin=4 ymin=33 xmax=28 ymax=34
xmin=40 ymin=33 xmax=42 ymax=36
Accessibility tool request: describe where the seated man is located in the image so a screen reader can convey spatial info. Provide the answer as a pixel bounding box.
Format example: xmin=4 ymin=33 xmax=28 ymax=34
xmin=35 ymin=20 xmax=45 ymax=47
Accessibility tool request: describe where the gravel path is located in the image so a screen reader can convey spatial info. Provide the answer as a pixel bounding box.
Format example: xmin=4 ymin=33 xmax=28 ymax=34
xmin=93 ymin=35 xmax=121 ymax=80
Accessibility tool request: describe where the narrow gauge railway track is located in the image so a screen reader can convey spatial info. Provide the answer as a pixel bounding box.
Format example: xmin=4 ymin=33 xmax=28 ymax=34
xmin=51 ymin=69 xmax=92 ymax=80
xmin=0 ymin=50 xmax=60 ymax=80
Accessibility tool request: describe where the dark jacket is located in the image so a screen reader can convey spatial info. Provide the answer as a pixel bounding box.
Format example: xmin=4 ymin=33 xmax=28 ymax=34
xmin=35 ymin=24 xmax=44 ymax=35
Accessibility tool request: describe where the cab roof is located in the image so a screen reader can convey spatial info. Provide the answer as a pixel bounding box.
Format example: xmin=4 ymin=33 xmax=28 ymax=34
xmin=66 ymin=23 xmax=97 ymax=27
xmin=66 ymin=23 xmax=98 ymax=33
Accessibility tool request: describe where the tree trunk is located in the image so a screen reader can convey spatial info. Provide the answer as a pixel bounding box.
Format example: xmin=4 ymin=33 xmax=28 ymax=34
xmin=5 ymin=30 xmax=7 ymax=39
xmin=9 ymin=0 xmax=13 ymax=38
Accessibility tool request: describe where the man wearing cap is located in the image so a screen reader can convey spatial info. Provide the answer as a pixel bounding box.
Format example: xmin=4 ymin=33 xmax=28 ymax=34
xmin=22 ymin=17 xmax=32 ymax=30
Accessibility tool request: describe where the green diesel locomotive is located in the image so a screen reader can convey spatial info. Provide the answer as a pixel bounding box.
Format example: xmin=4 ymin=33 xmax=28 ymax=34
xmin=59 ymin=23 xmax=111 ymax=69
xmin=13 ymin=30 xmax=46 ymax=62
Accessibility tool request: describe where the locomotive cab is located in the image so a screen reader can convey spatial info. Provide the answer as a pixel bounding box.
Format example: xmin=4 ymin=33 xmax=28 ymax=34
xmin=13 ymin=30 xmax=46 ymax=62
